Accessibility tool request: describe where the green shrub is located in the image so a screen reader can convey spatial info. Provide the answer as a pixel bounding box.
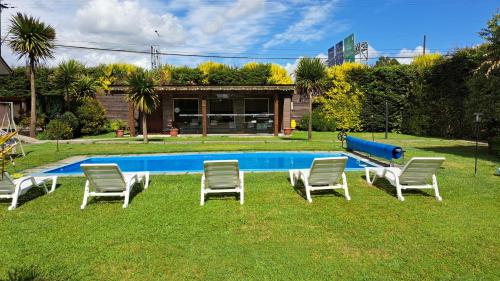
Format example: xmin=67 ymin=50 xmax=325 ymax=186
xmin=171 ymin=66 xmax=204 ymax=85
xmin=59 ymin=112 xmax=79 ymax=134
xmin=109 ymin=119 xmax=127 ymax=131
xmin=75 ymin=98 xmax=108 ymax=135
xmin=299 ymin=109 xmax=336 ymax=132
xmin=45 ymin=119 xmax=73 ymax=140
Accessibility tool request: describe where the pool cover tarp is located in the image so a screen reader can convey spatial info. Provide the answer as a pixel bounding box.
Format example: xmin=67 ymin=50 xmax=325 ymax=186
xmin=346 ymin=136 xmax=403 ymax=160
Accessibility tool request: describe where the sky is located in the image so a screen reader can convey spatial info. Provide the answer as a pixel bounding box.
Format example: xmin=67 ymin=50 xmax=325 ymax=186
xmin=0 ymin=0 xmax=498 ymax=74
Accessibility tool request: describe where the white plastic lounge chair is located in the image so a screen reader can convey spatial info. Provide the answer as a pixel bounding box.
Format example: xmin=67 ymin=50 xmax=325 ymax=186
xmin=201 ymin=160 xmax=244 ymax=206
xmin=0 ymin=172 xmax=58 ymax=210
xmin=80 ymin=164 xmax=149 ymax=209
xmin=365 ymin=157 xmax=445 ymax=201
xmin=289 ymin=157 xmax=350 ymax=203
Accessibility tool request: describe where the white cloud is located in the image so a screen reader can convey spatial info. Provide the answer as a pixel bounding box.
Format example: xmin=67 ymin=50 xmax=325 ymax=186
xmin=395 ymin=46 xmax=432 ymax=64
xmin=263 ymin=1 xmax=340 ymax=48
xmin=74 ymin=0 xmax=187 ymax=46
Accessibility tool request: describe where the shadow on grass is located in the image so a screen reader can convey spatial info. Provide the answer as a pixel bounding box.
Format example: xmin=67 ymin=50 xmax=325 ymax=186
xmin=203 ymin=192 xmax=241 ymax=204
xmin=419 ymin=145 xmax=499 ymax=162
xmin=0 ymin=185 xmax=50 ymax=210
xmin=86 ymin=181 xmax=146 ymax=207
xmin=289 ymin=176 xmax=345 ymax=201
xmin=360 ymin=175 xmax=433 ymax=200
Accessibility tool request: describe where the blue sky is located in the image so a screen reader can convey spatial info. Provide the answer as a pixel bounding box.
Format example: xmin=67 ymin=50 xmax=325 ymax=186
xmin=0 ymin=0 xmax=498 ymax=72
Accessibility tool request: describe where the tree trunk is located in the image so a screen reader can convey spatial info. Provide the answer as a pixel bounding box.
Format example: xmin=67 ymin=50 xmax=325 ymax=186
xmin=29 ymin=59 xmax=36 ymax=138
xmin=128 ymin=102 xmax=136 ymax=137
xmin=308 ymin=91 xmax=313 ymax=140
xmin=142 ymin=113 xmax=148 ymax=144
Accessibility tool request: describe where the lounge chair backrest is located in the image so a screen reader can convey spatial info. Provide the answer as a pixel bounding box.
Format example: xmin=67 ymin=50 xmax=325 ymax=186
xmin=399 ymin=157 xmax=445 ymax=185
xmin=81 ymin=164 xmax=126 ymax=192
xmin=204 ymin=160 xmax=240 ymax=189
xmin=308 ymin=157 xmax=348 ymax=186
xmin=0 ymin=172 xmax=16 ymax=194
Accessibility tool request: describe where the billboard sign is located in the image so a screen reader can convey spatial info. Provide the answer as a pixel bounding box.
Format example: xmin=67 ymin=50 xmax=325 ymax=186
xmin=334 ymin=41 xmax=343 ymax=65
xmin=343 ymin=33 xmax=355 ymax=63
xmin=327 ymin=46 xmax=335 ymax=67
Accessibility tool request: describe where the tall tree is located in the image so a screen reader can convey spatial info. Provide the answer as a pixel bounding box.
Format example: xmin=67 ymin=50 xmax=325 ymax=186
xmin=467 ymin=12 xmax=500 ymax=151
xmin=8 ymin=13 xmax=55 ymax=137
xmin=374 ymin=56 xmax=400 ymax=67
xmin=53 ymin=59 xmax=84 ymax=110
xmin=125 ymin=69 xmax=159 ymax=144
xmin=295 ymin=57 xmax=326 ymax=140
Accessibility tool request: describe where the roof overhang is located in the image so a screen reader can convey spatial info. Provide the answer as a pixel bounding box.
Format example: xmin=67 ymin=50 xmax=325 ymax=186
xmin=0 ymin=56 xmax=12 ymax=75
xmin=112 ymin=84 xmax=295 ymax=93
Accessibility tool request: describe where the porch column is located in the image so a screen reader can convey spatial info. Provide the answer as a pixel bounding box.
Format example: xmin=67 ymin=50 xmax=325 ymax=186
xmin=127 ymin=102 xmax=136 ymax=137
xmin=274 ymin=93 xmax=279 ymax=136
xmin=282 ymin=96 xmax=291 ymax=130
xmin=202 ymin=95 xmax=207 ymax=136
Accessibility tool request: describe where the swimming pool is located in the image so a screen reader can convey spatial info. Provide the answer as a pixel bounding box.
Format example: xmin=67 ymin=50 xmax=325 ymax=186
xmin=43 ymin=152 xmax=377 ymax=175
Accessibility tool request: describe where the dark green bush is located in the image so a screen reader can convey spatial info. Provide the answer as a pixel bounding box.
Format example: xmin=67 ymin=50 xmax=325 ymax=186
xmin=59 ymin=112 xmax=79 ymax=134
xmin=208 ymin=64 xmax=271 ymax=85
xmin=45 ymin=119 xmax=73 ymax=140
xmin=75 ymin=98 xmax=108 ymax=135
xmin=171 ymin=66 xmax=204 ymax=85
xmin=299 ymin=109 xmax=337 ymax=132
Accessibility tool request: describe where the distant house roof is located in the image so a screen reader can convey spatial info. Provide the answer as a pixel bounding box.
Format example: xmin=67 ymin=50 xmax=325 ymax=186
xmin=0 ymin=56 xmax=11 ymax=75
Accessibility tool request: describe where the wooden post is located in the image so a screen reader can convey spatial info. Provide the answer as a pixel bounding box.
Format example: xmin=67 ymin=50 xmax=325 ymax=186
xmin=201 ymin=96 xmax=207 ymax=136
xmin=128 ymin=102 xmax=136 ymax=137
xmin=274 ymin=93 xmax=279 ymax=136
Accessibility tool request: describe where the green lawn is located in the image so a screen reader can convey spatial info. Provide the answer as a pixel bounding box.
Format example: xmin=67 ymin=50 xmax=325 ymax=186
xmin=1 ymin=132 xmax=499 ymax=280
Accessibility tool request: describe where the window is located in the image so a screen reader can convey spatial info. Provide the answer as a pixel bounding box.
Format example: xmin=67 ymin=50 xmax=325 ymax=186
xmin=244 ymin=98 xmax=272 ymax=132
xmin=173 ymin=99 xmax=199 ymax=125
xmin=244 ymin=98 xmax=270 ymax=122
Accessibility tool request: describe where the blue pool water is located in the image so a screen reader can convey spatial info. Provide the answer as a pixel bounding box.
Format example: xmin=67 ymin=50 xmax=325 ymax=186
xmin=44 ymin=152 xmax=376 ymax=175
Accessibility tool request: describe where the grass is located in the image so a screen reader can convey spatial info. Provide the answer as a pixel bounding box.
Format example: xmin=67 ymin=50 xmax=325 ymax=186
xmin=1 ymin=131 xmax=499 ymax=280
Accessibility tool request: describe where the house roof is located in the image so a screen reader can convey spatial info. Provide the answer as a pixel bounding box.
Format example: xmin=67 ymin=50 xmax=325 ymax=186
xmin=112 ymin=84 xmax=295 ymax=93
xmin=0 ymin=56 xmax=12 ymax=75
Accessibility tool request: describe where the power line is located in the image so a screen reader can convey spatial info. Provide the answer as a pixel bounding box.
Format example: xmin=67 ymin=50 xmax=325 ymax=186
xmin=51 ymin=42 xmax=451 ymax=61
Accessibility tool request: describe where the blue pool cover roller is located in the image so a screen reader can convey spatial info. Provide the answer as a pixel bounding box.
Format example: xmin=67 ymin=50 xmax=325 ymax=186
xmin=346 ymin=136 xmax=403 ymax=160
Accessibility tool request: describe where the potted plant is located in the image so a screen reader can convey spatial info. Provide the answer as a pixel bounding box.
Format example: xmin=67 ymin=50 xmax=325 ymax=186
xmin=284 ymin=128 xmax=293 ymax=135
xmin=170 ymin=127 xmax=179 ymax=137
xmin=110 ymin=119 xmax=127 ymax=137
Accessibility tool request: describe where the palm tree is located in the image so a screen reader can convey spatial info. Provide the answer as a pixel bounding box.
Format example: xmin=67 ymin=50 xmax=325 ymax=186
xmin=295 ymin=57 xmax=326 ymax=140
xmin=8 ymin=13 xmax=55 ymax=137
xmin=73 ymin=75 xmax=98 ymax=100
xmin=54 ymin=59 xmax=84 ymax=110
xmin=125 ymin=69 xmax=159 ymax=144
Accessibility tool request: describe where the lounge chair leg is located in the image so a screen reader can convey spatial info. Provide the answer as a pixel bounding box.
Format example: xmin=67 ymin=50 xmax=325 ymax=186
xmin=49 ymin=176 xmax=58 ymax=193
xmin=81 ymin=181 xmax=90 ymax=209
xmin=41 ymin=182 xmax=49 ymax=194
xmin=144 ymin=173 xmax=150 ymax=189
xmin=432 ymin=175 xmax=442 ymax=201
xmin=200 ymin=191 xmax=205 ymax=206
xmin=123 ymin=188 xmax=130 ymax=208
xmin=80 ymin=192 xmax=89 ymax=209
xmin=289 ymin=170 xmax=295 ymax=186
xmin=342 ymin=173 xmax=351 ymax=201
xmin=305 ymin=187 xmax=313 ymax=203
xmin=396 ymin=185 xmax=405 ymax=201
xmin=8 ymin=193 xmax=19 ymax=211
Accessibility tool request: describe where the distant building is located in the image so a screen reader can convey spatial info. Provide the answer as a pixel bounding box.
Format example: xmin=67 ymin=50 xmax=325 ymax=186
xmin=100 ymin=85 xmax=296 ymax=135
xmin=0 ymin=56 xmax=11 ymax=75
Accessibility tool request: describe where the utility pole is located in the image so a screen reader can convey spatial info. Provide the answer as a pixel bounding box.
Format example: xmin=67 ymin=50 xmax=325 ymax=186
xmin=423 ymin=35 xmax=426 ymax=56
xmin=0 ymin=2 xmax=14 ymax=56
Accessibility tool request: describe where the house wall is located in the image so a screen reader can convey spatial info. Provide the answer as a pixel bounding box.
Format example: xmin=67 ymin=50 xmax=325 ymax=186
xmin=98 ymin=91 xmax=292 ymax=135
